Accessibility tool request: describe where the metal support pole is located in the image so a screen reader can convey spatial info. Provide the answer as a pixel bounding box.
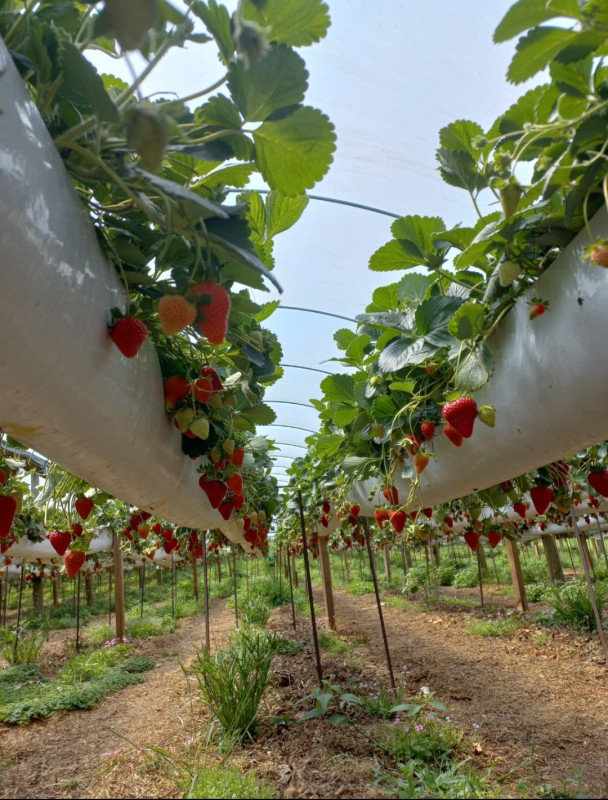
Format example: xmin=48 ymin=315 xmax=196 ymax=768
xmin=202 ymin=531 xmax=210 ymax=651
xmin=76 ymin=571 xmax=81 ymax=651
xmin=297 ymin=491 xmax=322 ymax=685
xmin=570 ymin=509 xmax=608 ymax=663
xmin=362 ymin=518 xmax=396 ymax=690
xmin=233 ymin=550 xmax=238 ymax=628
xmin=476 ymin=547 xmax=485 ymax=609
xmin=287 ymin=548 xmax=296 ymax=631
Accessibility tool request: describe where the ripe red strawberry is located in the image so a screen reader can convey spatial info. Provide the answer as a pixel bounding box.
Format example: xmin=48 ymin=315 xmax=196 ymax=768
xmin=529 ymin=302 xmax=548 ymax=320
xmin=530 ymin=485 xmax=554 ymax=515
xmin=322 ymin=500 xmax=331 ymax=514
xmin=49 ymin=530 xmax=72 ymax=556
xmin=320 ymin=515 xmax=329 ymax=528
xmin=463 ymin=530 xmax=480 ymax=552
xmin=109 ymin=317 xmax=148 ymax=358
xmin=71 ymin=523 xmax=83 ymax=537
xmin=151 ymin=522 xmax=162 ymax=535
xmin=218 ymin=501 xmax=234 ymax=520
xmin=189 ymin=283 xmax=231 ymax=344
xmin=374 ymin=508 xmax=389 ymax=525
xmin=232 ymin=494 xmax=245 ymax=510
xmin=420 ymin=421 xmax=435 ymax=440
xmin=422 ymin=507 xmax=433 ymax=519
xmin=193 ymin=377 xmax=213 ymax=403
xmin=0 ymin=495 xmax=17 ymax=538
xmin=443 ymin=424 xmax=463 ymax=447
xmin=406 ymin=434 xmax=423 ymax=454
xmin=158 ymin=295 xmax=197 ymax=335
xmin=226 ymin=473 xmax=243 ymax=495
xmin=442 ymin=397 xmax=477 ymax=438
xmin=588 ymin=469 xmax=608 ymax=497
xmin=200 ymin=365 xmax=224 ymax=392
xmin=413 ymin=451 xmax=430 ymax=474
xmin=199 ymin=478 xmax=228 ymax=509
xmin=513 ymin=501 xmax=527 ymax=519
xmin=389 ymin=510 xmax=407 ymax=533
xmin=0 ymin=468 xmax=7 ymax=485
xmin=138 ymin=524 xmax=150 ymax=539
xmin=164 ymin=376 xmax=190 ymax=409
xmin=349 ymin=504 xmax=360 ymax=520
xmin=161 ymin=528 xmax=174 ymax=541
xmin=590 ymin=243 xmax=608 ymax=267
xmin=75 ymin=497 xmax=94 ymax=520
xmin=383 ymin=485 xmax=399 ymax=505
xmin=444 ymin=516 xmax=454 ymax=528
xmin=487 ymin=531 xmax=502 ymax=549
xmin=123 ymin=527 xmax=134 ymax=542
xmin=64 ymin=549 xmax=86 ymax=578
xmin=231 ymin=446 xmax=245 ymax=468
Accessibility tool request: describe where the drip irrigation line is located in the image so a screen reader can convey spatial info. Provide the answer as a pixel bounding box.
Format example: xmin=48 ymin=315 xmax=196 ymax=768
xmin=227 ymin=187 xmax=401 ymax=220
xmin=273 ymin=442 xmax=308 ymax=449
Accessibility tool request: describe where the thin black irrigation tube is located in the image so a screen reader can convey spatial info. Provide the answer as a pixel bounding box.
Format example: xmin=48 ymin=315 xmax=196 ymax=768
xmin=287 ymin=547 xmax=296 ymax=632
xmin=279 ymin=363 xmax=335 ymax=376
xmin=362 ymin=518 xmax=396 ymax=691
xmin=265 ymin=400 xmax=316 ymax=410
xmin=267 ymin=423 xmax=318 ymax=434
xmin=226 ymin=187 xmax=401 ymax=220
xmin=276 ymin=306 xmax=357 ymax=324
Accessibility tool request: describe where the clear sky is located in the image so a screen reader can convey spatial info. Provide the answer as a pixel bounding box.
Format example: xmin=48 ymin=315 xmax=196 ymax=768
xmin=92 ymin=1 xmax=532 ymax=487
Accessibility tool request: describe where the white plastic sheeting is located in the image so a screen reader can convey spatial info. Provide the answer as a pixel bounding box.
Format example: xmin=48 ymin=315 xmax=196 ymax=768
xmin=349 ymin=208 xmax=608 ymax=515
xmin=0 ymin=42 xmax=241 ymax=534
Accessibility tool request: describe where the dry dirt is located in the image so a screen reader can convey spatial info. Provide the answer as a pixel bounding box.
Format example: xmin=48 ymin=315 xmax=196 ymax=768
xmin=0 ymin=584 xmax=606 ymax=799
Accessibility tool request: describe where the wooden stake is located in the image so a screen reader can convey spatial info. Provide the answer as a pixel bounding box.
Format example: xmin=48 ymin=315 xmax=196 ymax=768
xmin=291 ymin=551 xmax=298 ymax=588
xmin=533 ymin=541 xmax=541 ymax=559
xmin=233 ymin=550 xmax=238 ymax=628
xmin=113 ymin=533 xmax=126 ymax=640
xmin=76 ymin=571 xmax=81 ymax=651
xmin=287 ymin=548 xmax=296 ymax=632
xmin=505 ymin=535 xmax=528 ymax=612
xmin=13 ymin=564 xmax=25 ymax=662
xmin=570 ymin=509 xmax=608 ymax=663
xmin=362 ymin=518 xmax=396 ymax=690
xmin=202 ymin=531 xmax=210 ymax=651
xmin=383 ymin=545 xmax=392 ymax=582
xmin=318 ymin=536 xmax=336 ymax=631
xmin=297 ymin=491 xmax=322 ymax=686
xmin=541 ymin=534 xmax=565 ymax=583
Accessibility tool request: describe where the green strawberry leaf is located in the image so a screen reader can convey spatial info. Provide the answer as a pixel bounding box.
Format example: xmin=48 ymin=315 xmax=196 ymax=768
xmin=243 ymin=0 xmax=330 ymax=47
xmin=454 ymin=342 xmax=494 ymax=392
xmin=320 ymin=374 xmax=356 ymax=404
xmin=192 ymin=0 xmax=234 ymax=64
xmin=334 ymin=329 xmax=357 ymax=351
xmin=378 ymin=337 xmax=436 ymax=373
xmin=265 ymin=192 xmax=309 ymax=238
xmin=507 ymin=27 xmax=578 ymax=85
xmin=439 ymin=120 xmax=485 ymax=156
xmin=397 ymin=274 xmax=432 ymax=303
xmin=59 ymin=42 xmax=119 ymax=123
xmin=253 ymin=106 xmax=336 ymax=195
xmin=493 ymin=0 xmax=580 ymax=44
xmin=228 ymin=45 xmax=308 ymax=122
xmin=332 ymin=405 xmax=359 ymax=427
xmin=447 ymin=301 xmax=486 ymax=341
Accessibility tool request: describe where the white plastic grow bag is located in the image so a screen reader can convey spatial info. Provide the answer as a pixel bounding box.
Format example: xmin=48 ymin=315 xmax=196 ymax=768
xmin=0 ymin=41 xmax=231 ymax=533
xmin=350 ymin=207 xmax=608 ymax=514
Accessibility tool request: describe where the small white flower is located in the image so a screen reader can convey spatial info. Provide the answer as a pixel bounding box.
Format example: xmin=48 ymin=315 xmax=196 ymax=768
xmin=420 ymin=686 xmax=430 ymax=696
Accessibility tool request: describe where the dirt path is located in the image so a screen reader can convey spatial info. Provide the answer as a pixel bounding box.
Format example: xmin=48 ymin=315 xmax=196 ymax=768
xmin=0 ymin=599 xmax=235 ymax=799
xmin=324 ymin=587 xmax=608 ymax=796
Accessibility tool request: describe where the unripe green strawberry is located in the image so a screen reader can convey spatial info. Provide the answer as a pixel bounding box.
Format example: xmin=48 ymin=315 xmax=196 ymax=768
xmin=222 ymin=439 xmax=235 ymax=456
xmin=500 ymin=182 xmax=523 ymax=219
xmin=477 ymin=404 xmax=495 ymax=428
xmin=498 ymin=260 xmax=521 ymax=287
xmin=174 ymin=408 xmax=196 ymax=432
xmin=189 ymin=417 xmax=210 ymax=440
xmin=126 ymin=104 xmax=169 ymax=173
xmin=106 ymin=0 xmax=158 ymax=51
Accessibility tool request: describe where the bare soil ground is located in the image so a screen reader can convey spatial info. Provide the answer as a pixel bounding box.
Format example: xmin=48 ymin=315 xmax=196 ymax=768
xmin=0 ymin=584 xmax=606 ymax=799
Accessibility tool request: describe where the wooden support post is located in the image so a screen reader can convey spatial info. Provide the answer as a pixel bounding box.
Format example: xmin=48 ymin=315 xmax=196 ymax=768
xmin=505 ymin=537 xmax=528 ymax=612
xmin=541 ymin=534 xmax=565 ymax=583
xmin=591 ymin=537 xmax=601 ymax=560
xmin=403 ymin=543 xmax=412 ymax=570
xmin=85 ymin=574 xmax=94 ymax=606
xmin=52 ymin=576 xmax=59 ymax=607
xmin=533 ymin=541 xmax=541 ymax=559
xmin=431 ymin=542 xmax=441 ymax=567
xmin=291 ymin=551 xmax=298 ymax=588
xmin=580 ymin=535 xmax=595 ymax=576
xmin=570 ymin=509 xmax=608 ymax=664
xmin=32 ymin=576 xmax=44 ymax=613
xmin=156 ymin=567 xmax=163 ymax=585
xmin=383 ymin=545 xmax=392 ymax=582
xmin=318 ymin=536 xmax=336 ymax=631
xmin=192 ymin=553 xmax=199 ymax=602
xmin=477 ymin=542 xmax=488 ymax=570
xmin=113 ymin=533 xmax=126 ymax=641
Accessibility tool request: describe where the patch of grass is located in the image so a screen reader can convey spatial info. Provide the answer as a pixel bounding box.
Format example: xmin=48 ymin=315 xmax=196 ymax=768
xmin=174 ymin=598 xmax=201 ymax=619
xmin=382 ymin=716 xmax=462 ymax=767
xmin=362 ymin=685 xmax=408 ymax=720
xmin=0 ymin=646 xmax=154 ymax=724
xmin=351 ymin=632 xmax=369 ymax=645
xmin=379 ymin=757 xmax=496 ymax=799
xmin=345 ymin=579 xmax=374 ymax=596
xmin=317 ymin=630 xmax=348 ymax=654
xmin=273 ymin=637 xmax=304 ymax=656
xmin=437 ymin=595 xmax=478 ymax=610
xmin=0 ymin=626 xmax=48 ymax=664
xmin=190 ymin=627 xmax=278 ymax=744
xmin=185 ymin=762 xmax=275 ymax=799
xmin=465 ymin=614 xmax=522 ymax=637
xmin=87 ymin=623 xmax=115 ymax=646
xmin=126 ymin=612 xmax=177 ymax=639
xmin=545 ymin=579 xmax=607 ymax=632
